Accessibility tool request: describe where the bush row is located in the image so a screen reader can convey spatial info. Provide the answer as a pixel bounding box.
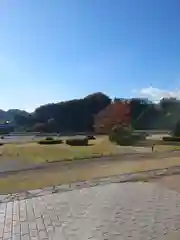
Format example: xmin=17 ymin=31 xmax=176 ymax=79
xmin=38 ymin=139 xmax=63 ymax=145
xmin=162 ymin=136 xmax=180 ymax=142
xmin=38 ymin=137 xmax=90 ymax=146
xmin=66 ymin=137 xmax=88 ymax=146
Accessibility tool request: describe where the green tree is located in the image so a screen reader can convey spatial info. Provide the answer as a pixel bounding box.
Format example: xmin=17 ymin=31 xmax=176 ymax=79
xmin=33 ymin=92 xmax=111 ymax=133
xmin=109 ymin=124 xmax=134 ymax=146
xmin=173 ymin=119 xmax=180 ymax=137
xmin=30 ymin=123 xmax=47 ymax=133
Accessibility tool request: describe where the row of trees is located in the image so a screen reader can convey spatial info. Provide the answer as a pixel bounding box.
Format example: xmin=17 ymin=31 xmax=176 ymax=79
xmin=14 ymin=92 xmax=111 ymax=133
xmin=3 ymin=93 xmax=180 ymax=133
xmin=131 ymin=97 xmax=180 ymax=130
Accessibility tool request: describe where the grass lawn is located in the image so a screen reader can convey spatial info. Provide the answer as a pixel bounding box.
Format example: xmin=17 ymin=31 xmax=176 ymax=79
xmin=0 ymin=136 xmax=142 ymax=164
xmin=0 ymin=136 xmax=179 ymax=164
xmin=0 ymin=135 xmax=180 ymax=193
xmin=0 ymin=135 xmax=180 ymax=165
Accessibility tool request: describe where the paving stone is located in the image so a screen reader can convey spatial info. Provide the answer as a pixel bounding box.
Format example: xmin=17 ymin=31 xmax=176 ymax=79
xmin=12 ymin=234 xmax=21 ymax=240
xmin=28 ymin=189 xmax=43 ymax=195
xmin=21 ymin=222 xmax=29 ymax=236
xmin=0 ymin=195 xmax=8 ymax=203
xmin=2 ymin=182 xmax=180 ymax=239
xmin=12 ymin=224 xmax=21 ymax=235
xmin=3 ymin=231 xmax=11 ymax=239
xmin=30 ymin=229 xmax=38 ymax=238
xmin=21 ymin=234 xmax=30 ymax=240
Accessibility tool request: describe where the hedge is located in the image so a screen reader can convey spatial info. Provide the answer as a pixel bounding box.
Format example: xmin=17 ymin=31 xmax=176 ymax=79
xmin=66 ymin=137 xmax=88 ymax=146
xmin=114 ymin=137 xmax=135 ymax=146
xmin=132 ymin=133 xmax=146 ymax=141
xmin=162 ymin=136 xmax=180 ymax=142
xmin=38 ymin=139 xmax=63 ymax=145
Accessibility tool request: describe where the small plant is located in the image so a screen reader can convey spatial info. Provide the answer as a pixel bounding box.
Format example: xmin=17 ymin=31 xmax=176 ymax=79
xmin=66 ymin=137 xmax=88 ymax=146
xmin=38 ymin=139 xmax=63 ymax=145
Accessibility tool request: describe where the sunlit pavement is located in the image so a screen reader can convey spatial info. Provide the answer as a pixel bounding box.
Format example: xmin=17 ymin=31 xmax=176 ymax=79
xmin=1 ymin=182 xmax=180 ymax=239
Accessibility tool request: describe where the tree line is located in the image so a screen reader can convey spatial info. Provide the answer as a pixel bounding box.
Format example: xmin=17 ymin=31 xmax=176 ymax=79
xmin=2 ymin=93 xmax=180 ymax=133
xmin=13 ymin=92 xmax=111 ymax=133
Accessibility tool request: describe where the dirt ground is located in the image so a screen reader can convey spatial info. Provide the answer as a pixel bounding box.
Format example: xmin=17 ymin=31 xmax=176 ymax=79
xmin=1 ymin=151 xmax=180 ymax=193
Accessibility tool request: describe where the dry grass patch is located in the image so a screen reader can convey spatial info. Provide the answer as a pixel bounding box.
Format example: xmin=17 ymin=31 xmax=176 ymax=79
xmin=1 ymin=154 xmax=180 ymax=193
xmin=0 ymin=136 xmax=180 ymax=166
xmin=0 ymin=136 xmax=138 ymax=163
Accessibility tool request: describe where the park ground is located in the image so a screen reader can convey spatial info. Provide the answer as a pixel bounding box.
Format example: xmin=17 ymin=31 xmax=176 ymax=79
xmin=0 ymin=133 xmax=180 ymax=193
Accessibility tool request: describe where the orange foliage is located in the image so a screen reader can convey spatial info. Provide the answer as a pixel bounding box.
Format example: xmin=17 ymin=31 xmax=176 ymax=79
xmin=94 ymin=101 xmax=131 ymax=134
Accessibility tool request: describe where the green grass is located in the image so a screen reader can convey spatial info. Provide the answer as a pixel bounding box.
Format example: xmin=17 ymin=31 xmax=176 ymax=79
xmin=0 ymin=136 xmax=137 ymax=163
xmin=0 ymin=136 xmax=180 ymax=164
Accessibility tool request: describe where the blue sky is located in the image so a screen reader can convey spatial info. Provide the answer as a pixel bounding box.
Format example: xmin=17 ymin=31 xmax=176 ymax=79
xmin=1 ymin=0 xmax=180 ymax=111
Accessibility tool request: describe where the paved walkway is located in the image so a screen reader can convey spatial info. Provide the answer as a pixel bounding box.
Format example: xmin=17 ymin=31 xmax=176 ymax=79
xmin=1 ymin=182 xmax=180 ymax=239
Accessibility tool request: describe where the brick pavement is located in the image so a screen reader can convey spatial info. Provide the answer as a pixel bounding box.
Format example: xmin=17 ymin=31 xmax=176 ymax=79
xmin=1 ymin=182 xmax=180 ymax=239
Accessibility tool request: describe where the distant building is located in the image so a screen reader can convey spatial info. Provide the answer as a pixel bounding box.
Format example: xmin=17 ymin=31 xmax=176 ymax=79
xmin=94 ymin=100 xmax=131 ymax=134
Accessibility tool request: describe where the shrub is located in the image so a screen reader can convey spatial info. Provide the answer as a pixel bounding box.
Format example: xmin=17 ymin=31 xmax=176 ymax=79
xmin=109 ymin=125 xmax=145 ymax=146
xmin=30 ymin=123 xmax=47 ymax=133
xmin=38 ymin=139 xmax=63 ymax=145
xmin=173 ymin=119 xmax=180 ymax=137
xmin=163 ymin=136 xmax=180 ymax=142
xmin=66 ymin=137 xmax=88 ymax=146
xmin=109 ymin=125 xmax=135 ymax=146
xmin=132 ymin=133 xmax=146 ymax=141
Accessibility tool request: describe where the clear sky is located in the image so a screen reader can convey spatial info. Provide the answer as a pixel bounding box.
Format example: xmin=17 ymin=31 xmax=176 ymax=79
xmin=1 ymin=0 xmax=180 ymax=111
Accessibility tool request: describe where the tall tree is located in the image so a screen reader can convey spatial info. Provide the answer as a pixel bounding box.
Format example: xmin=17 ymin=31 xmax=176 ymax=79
xmin=32 ymin=92 xmax=111 ymax=133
